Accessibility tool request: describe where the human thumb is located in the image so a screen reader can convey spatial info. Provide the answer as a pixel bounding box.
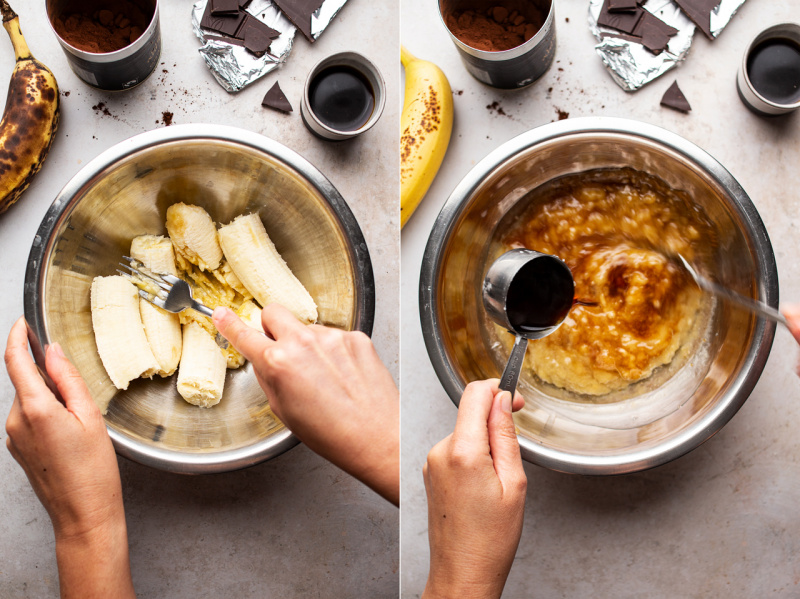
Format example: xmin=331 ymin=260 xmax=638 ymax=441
xmin=45 ymin=343 xmax=98 ymax=418
xmin=783 ymin=304 xmax=800 ymax=344
xmin=487 ymin=390 xmax=526 ymax=489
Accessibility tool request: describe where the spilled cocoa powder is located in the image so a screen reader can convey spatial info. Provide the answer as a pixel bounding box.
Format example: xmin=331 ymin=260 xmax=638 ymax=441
xmin=52 ymin=1 xmax=152 ymax=54
xmin=443 ymin=1 xmax=546 ymax=52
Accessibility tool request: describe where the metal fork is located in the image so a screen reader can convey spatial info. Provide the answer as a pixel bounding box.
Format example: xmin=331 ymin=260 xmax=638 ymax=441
xmin=676 ymin=253 xmax=788 ymax=328
xmin=118 ymin=257 xmax=214 ymax=318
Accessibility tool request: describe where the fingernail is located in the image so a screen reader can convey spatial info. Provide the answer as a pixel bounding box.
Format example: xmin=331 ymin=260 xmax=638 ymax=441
xmin=51 ymin=343 xmax=66 ymax=359
xmin=500 ymin=391 xmax=512 ymax=413
xmin=212 ymin=307 xmax=230 ymax=323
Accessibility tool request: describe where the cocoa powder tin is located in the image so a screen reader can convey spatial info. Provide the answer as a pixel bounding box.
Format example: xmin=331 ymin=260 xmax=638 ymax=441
xmin=439 ymin=0 xmax=556 ymax=89
xmin=46 ymin=0 xmax=161 ymax=91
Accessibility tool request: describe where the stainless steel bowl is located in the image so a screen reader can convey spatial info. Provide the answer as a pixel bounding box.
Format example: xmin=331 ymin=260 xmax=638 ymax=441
xmin=420 ymin=117 xmax=778 ymax=475
xmin=25 ymin=124 xmax=374 ymax=474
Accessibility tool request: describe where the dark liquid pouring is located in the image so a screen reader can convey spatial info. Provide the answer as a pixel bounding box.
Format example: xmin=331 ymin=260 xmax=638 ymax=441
xmin=308 ymin=65 xmax=375 ymax=131
xmin=506 ymin=257 xmax=575 ymax=333
xmin=746 ymin=37 xmax=800 ymax=104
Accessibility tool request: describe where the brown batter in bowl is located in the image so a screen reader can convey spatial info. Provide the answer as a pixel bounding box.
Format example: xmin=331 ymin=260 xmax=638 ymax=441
xmin=497 ymin=168 xmax=716 ymax=397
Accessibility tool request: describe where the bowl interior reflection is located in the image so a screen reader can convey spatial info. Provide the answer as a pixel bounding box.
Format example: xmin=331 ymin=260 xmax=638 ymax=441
xmin=41 ymin=138 xmax=359 ymax=461
xmin=431 ymin=128 xmax=774 ymax=473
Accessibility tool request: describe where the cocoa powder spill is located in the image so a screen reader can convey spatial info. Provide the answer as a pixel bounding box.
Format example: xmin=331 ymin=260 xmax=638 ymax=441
xmin=444 ymin=2 xmax=545 ymax=52
xmin=53 ymin=1 xmax=151 ymax=54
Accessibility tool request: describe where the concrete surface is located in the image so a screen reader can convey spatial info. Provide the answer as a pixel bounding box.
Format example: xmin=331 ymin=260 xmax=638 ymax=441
xmin=0 ymin=0 xmax=398 ymax=597
xmin=401 ymin=1 xmax=800 ymax=597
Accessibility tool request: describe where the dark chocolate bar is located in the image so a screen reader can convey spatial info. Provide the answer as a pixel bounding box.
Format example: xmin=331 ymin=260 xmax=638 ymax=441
xmin=211 ymin=0 xmax=240 ymax=16
xmin=201 ymin=2 xmax=247 ymax=37
xmin=598 ymin=0 xmax=643 ymax=34
xmin=673 ymin=0 xmax=719 ymax=40
xmin=272 ymin=0 xmax=325 ymax=42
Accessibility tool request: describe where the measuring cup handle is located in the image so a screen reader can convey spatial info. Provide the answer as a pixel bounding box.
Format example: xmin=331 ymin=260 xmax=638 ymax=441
xmin=499 ymin=334 xmax=529 ymax=395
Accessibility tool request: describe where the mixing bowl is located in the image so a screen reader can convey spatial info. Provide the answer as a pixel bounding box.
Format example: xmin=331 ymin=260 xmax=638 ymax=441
xmin=25 ymin=124 xmax=375 ymax=474
xmin=420 ymin=117 xmax=778 ymax=475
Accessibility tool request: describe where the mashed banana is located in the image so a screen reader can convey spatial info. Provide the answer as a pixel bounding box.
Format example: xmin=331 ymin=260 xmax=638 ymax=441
xmin=501 ymin=169 xmax=715 ymax=396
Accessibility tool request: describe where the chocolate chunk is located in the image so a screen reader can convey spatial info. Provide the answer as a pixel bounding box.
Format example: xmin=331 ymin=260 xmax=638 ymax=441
xmin=272 ymin=0 xmax=324 ymax=42
xmin=201 ymin=1 xmax=247 ymax=37
xmin=608 ymin=0 xmax=639 ymax=12
xmin=629 ymin=12 xmax=677 ymax=54
xmin=598 ymin=0 xmax=643 ymax=34
xmin=239 ymin=15 xmax=279 ymax=56
xmin=239 ymin=0 xmax=252 ymax=7
xmin=211 ymin=0 xmax=239 ymax=16
xmin=660 ymin=80 xmax=691 ymax=112
xmin=639 ymin=20 xmax=671 ymax=54
xmin=673 ymin=0 xmax=718 ymax=40
xmin=262 ymin=81 xmax=293 ymax=112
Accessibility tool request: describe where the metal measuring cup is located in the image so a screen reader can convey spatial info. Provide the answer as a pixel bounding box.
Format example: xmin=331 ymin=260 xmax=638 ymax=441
xmin=482 ymin=248 xmax=574 ymax=394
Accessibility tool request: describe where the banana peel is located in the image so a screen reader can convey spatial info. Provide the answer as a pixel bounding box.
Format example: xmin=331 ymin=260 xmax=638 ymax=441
xmin=0 ymin=0 xmax=60 ymax=215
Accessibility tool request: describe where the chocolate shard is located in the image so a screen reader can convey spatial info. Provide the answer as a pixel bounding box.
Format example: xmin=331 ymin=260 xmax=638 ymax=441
xmin=211 ymin=0 xmax=240 ymax=16
xmin=262 ymin=81 xmax=293 ymax=112
xmin=240 ymin=15 xmax=280 ymax=56
xmin=660 ymin=80 xmax=691 ymax=112
xmin=239 ymin=0 xmax=252 ymax=7
xmin=673 ymin=0 xmax=719 ymax=40
xmin=272 ymin=0 xmax=324 ymax=42
xmin=597 ymin=0 xmax=643 ymax=34
xmin=632 ymin=11 xmax=678 ymax=38
xmin=608 ymin=0 xmax=639 ymax=12
xmin=640 ymin=21 xmax=671 ymax=54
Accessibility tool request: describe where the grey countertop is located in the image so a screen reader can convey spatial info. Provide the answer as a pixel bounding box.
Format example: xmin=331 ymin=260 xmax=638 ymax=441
xmin=401 ymin=0 xmax=800 ymax=597
xmin=0 ymin=1 xmax=398 ymax=597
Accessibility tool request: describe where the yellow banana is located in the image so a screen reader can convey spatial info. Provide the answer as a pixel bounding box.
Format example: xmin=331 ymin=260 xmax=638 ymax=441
xmin=0 ymin=0 xmax=59 ymax=215
xmin=400 ymin=46 xmax=453 ymax=228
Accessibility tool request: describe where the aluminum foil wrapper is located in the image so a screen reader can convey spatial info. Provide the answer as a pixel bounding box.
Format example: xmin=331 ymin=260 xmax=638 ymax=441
xmin=311 ymin=0 xmax=349 ymax=40
xmin=192 ymin=0 xmax=295 ymax=93
xmin=589 ymin=0 xmax=747 ymax=92
xmin=709 ymin=0 xmax=747 ymax=38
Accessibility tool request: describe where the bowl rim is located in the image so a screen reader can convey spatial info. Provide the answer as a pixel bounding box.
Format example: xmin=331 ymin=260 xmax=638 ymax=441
xmin=24 ymin=123 xmax=376 ymax=474
xmin=419 ymin=116 xmax=778 ymax=475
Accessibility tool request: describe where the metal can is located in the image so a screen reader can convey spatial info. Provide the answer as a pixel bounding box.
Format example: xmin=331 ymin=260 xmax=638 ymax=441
xmin=300 ymin=52 xmax=386 ymax=141
xmin=737 ymin=23 xmax=800 ymax=117
xmin=46 ymin=0 xmax=162 ymax=91
xmin=438 ymin=0 xmax=556 ymax=89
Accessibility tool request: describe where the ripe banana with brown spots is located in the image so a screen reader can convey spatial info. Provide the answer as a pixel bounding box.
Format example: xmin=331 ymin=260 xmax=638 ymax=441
xmin=0 ymin=0 xmax=59 ymax=215
xmin=400 ymin=46 xmax=453 ymax=228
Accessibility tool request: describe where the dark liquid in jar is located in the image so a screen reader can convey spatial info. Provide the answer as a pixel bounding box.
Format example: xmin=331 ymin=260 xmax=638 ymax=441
xmin=506 ymin=257 xmax=574 ymax=333
xmin=746 ymin=37 xmax=800 ymax=104
xmin=308 ymin=65 xmax=375 ymax=131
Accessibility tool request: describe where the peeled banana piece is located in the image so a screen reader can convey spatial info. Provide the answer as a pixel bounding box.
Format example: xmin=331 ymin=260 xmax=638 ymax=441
xmin=91 ymin=276 xmax=160 ymax=390
xmin=130 ymin=235 xmax=182 ymax=377
xmin=219 ymin=214 xmax=318 ymax=324
xmin=176 ymin=322 xmax=227 ymax=408
xmin=130 ymin=235 xmax=179 ymax=276
xmin=0 ymin=1 xmax=60 ymax=215
xmin=165 ymin=202 xmax=223 ymax=272
xmin=400 ymin=46 xmax=453 ymax=228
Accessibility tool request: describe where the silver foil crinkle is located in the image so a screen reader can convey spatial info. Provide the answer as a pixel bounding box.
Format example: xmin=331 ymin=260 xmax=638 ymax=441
xmin=589 ymin=0 xmax=747 ymax=92
xmin=311 ymin=0 xmax=349 ymax=39
xmin=192 ymin=0 xmax=295 ymax=92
